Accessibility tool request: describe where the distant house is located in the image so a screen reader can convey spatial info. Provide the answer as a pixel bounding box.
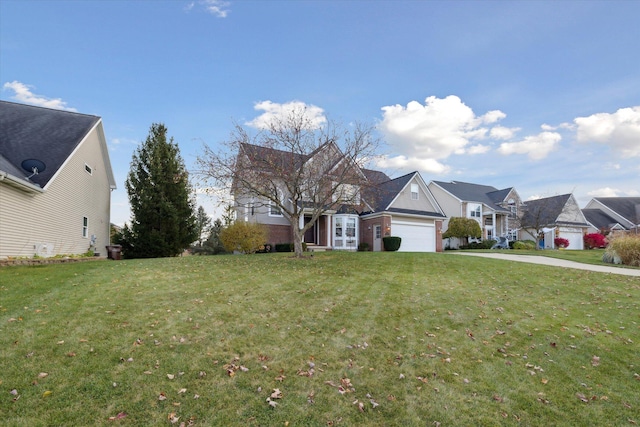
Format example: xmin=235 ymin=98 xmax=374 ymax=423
xmin=234 ymin=142 xmax=446 ymax=252
xmin=427 ymin=180 xmax=523 ymax=248
xmin=0 ymin=101 xmax=116 ymax=258
xmin=583 ymin=197 xmax=640 ymax=234
xmin=520 ymin=194 xmax=589 ymax=250
xmin=581 ymin=209 xmax=627 ymax=235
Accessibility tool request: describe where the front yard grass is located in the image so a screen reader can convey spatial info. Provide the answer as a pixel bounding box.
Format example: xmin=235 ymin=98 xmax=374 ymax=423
xmin=1 ymin=252 xmax=638 ymax=426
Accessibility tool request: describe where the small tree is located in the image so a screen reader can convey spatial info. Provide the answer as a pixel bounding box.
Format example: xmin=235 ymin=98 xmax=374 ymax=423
xmin=194 ymin=206 xmax=212 ymax=247
xmin=220 ymin=221 xmax=268 ymax=254
xmin=120 ymin=123 xmax=197 ymax=258
xmin=443 ymin=217 xmax=482 ymax=246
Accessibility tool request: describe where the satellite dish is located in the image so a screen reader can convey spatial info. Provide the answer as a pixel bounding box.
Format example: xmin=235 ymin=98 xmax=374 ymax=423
xmin=21 ymin=159 xmax=46 ymax=177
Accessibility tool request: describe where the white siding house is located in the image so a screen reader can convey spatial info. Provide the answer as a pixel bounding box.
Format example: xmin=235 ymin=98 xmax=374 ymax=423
xmin=0 ymin=101 xmax=116 ymax=258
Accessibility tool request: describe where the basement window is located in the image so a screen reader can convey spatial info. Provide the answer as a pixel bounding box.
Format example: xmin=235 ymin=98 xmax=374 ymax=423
xmin=85 ymin=164 xmax=93 ymax=175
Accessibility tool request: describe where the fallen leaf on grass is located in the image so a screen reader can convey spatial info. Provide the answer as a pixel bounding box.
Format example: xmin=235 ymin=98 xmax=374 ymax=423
xmin=270 ymin=389 xmax=283 ymax=399
xmin=591 ymin=356 xmax=600 ymax=367
xmin=107 ymin=412 xmax=127 ymax=421
xmin=158 ymin=392 xmax=167 ymax=401
xmin=576 ymin=393 xmax=589 ymax=403
xmin=266 ymin=397 xmax=278 ymax=408
xmin=38 ymin=372 xmax=48 ymax=378
xmin=42 ymin=390 xmax=52 ymax=398
xmin=168 ymin=412 xmax=180 ymax=424
xmin=178 ymin=388 xmax=187 ymax=394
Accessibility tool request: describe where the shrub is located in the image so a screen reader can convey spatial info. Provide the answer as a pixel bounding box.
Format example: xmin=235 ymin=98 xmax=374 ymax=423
xmin=274 ymin=242 xmax=307 ymax=252
xmin=220 ymin=222 xmax=268 ymax=254
xmin=584 ymin=233 xmax=607 ymax=249
xmin=607 ymin=234 xmax=640 ymax=266
xmin=383 ymin=236 xmax=402 ymax=251
xmin=460 ymin=240 xmax=496 ymax=250
xmin=513 ymin=240 xmax=536 ymax=250
xmin=554 ymin=237 xmax=570 ymax=249
xmin=358 ymin=242 xmax=370 ymax=252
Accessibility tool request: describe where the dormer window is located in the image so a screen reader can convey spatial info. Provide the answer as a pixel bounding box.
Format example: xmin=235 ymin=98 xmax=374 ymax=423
xmin=85 ymin=164 xmax=93 ymax=175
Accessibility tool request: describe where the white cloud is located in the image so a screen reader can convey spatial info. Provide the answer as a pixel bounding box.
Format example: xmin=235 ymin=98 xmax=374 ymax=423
xmin=375 ymin=155 xmax=450 ymax=174
xmin=587 ymin=187 xmax=640 ymax=197
xmin=497 ymin=131 xmax=561 ymax=160
xmin=466 ymin=144 xmax=491 ymax=155
xmin=246 ymin=100 xmax=327 ymax=130
xmin=199 ymin=0 xmax=231 ymax=18
xmin=574 ymin=106 xmax=640 ymax=157
xmin=490 ymin=125 xmax=519 ymax=140
xmin=378 ymin=95 xmax=507 ymax=163
xmin=2 ymin=81 xmax=76 ymax=111
xmin=587 ymin=187 xmax=622 ymax=197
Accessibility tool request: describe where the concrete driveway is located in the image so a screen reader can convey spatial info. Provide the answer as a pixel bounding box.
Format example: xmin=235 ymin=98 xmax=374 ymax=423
xmin=449 ymin=252 xmax=640 ymax=277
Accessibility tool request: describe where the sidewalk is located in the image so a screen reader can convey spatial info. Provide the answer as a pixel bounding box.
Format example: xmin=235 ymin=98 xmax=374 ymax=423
xmin=449 ymin=252 xmax=640 ymax=277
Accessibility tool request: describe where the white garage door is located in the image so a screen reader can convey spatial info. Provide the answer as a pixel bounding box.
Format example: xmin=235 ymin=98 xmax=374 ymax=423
xmin=391 ymin=220 xmax=436 ymax=252
xmin=562 ymin=231 xmax=584 ymax=250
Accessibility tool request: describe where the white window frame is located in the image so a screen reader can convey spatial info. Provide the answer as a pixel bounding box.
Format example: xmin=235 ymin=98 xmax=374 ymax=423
xmin=82 ymin=216 xmax=89 ymax=238
xmin=85 ymin=163 xmax=93 ymax=175
xmin=411 ymin=183 xmax=419 ymax=200
xmin=333 ymin=214 xmax=359 ymax=250
xmin=268 ymin=201 xmax=283 ymax=217
xmin=469 ymin=204 xmax=481 ymax=218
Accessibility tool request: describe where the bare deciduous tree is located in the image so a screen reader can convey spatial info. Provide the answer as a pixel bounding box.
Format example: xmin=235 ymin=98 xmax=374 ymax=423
xmin=196 ymin=108 xmax=380 ymax=257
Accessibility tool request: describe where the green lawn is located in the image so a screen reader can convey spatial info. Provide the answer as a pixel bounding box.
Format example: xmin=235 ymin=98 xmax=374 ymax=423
xmin=1 ymin=252 xmax=638 ymax=426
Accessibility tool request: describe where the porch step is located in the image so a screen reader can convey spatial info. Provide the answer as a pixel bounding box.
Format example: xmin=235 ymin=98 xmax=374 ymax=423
xmin=305 ymin=244 xmax=330 ymax=252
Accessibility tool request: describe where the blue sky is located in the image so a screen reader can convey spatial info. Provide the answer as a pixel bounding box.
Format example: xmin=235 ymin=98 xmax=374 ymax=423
xmin=2 ymin=0 xmax=639 ymax=226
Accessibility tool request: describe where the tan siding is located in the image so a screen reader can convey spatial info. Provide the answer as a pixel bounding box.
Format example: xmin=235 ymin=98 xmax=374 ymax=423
xmin=391 ymin=178 xmax=440 ymax=213
xmin=427 ymin=183 xmax=462 ymax=231
xmin=0 ymin=125 xmax=112 ymax=258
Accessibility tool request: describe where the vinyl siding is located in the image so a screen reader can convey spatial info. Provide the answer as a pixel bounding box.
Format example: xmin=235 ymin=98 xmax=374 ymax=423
xmin=0 ymin=124 xmax=112 ymax=258
xmin=427 ymin=183 xmax=463 ymax=229
xmin=390 ymin=177 xmax=440 ymax=213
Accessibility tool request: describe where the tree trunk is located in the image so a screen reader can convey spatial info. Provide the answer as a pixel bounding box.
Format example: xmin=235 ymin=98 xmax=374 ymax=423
xmin=291 ymin=221 xmax=305 ymax=257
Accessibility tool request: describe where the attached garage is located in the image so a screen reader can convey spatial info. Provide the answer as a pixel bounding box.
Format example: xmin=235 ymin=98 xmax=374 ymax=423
xmin=559 ymin=228 xmax=584 ymax=250
xmin=391 ymin=219 xmax=436 ymax=252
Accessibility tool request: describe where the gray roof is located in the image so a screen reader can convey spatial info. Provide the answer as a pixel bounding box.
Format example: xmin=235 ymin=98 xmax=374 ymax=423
xmin=365 ymin=172 xmax=445 ymax=218
xmin=432 ymin=180 xmax=512 ymax=213
xmin=592 ymin=197 xmax=640 ymax=225
xmin=522 ymin=194 xmax=589 ymax=227
xmin=582 ymin=208 xmax=626 ymax=231
xmin=0 ymin=101 xmax=100 ymax=188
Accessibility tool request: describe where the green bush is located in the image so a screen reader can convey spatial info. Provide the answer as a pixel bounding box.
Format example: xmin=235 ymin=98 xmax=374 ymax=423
xmin=358 ymin=242 xmax=370 ymax=252
xmin=607 ymin=234 xmax=640 ymax=266
xmin=275 ymin=242 xmax=307 ymax=252
xmin=220 ymin=222 xmax=268 ymax=254
xmin=383 ymin=236 xmax=402 ymax=251
xmin=513 ymin=240 xmax=536 ymax=250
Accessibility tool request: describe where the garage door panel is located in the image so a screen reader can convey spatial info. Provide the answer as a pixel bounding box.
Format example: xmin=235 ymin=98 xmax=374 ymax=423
xmin=391 ymin=222 xmax=435 ymax=252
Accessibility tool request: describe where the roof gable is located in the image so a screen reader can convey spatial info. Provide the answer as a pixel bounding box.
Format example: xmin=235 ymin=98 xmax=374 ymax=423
xmin=592 ymin=197 xmax=640 ymax=226
xmin=0 ymin=101 xmax=101 ymax=189
xmin=431 ymin=180 xmax=512 ymax=212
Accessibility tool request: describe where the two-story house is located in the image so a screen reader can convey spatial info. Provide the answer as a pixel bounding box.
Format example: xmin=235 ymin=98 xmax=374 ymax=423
xmin=427 ymin=180 xmax=523 ymax=248
xmin=233 ymin=142 xmax=446 ymax=252
xmin=583 ymin=197 xmax=640 ymax=234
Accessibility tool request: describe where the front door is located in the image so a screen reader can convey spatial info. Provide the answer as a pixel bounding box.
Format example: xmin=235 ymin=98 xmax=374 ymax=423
xmin=373 ymin=225 xmax=382 ymax=251
xmin=304 ymin=217 xmax=316 ymax=244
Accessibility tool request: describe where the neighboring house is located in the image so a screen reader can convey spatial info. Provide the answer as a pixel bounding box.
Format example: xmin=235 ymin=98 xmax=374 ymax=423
xmin=0 ymin=101 xmax=116 ymax=258
xmin=427 ymin=180 xmax=523 ymax=248
xmin=581 ymin=208 xmax=627 ymax=235
xmin=234 ymin=142 xmax=446 ymax=252
xmin=520 ymin=193 xmax=589 ymax=250
xmin=583 ymin=197 xmax=640 ymax=234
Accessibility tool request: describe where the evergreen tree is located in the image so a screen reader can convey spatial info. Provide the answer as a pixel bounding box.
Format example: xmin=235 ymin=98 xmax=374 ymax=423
xmin=194 ymin=205 xmax=212 ymax=247
xmin=121 ymin=123 xmax=197 ymax=258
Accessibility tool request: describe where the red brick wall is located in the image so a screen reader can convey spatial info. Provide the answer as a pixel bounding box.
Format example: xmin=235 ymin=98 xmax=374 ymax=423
xmin=267 ymin=224 xmax=293 ymax=245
